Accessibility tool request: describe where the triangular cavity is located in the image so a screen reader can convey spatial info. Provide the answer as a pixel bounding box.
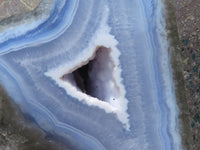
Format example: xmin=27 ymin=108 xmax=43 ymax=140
xmin=60 ymin=46 xmax=120 ymax=104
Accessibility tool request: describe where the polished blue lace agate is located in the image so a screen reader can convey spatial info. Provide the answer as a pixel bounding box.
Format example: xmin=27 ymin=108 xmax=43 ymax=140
xmin=0 ymin=0 xmax=182 ymax=149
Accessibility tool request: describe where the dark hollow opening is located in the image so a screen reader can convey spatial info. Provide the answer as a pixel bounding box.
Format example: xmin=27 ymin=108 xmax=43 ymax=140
xmin=72 ymin=63 xmax=90 ymax=94
xmin=61 ymin=46 xmax=119 ymax=102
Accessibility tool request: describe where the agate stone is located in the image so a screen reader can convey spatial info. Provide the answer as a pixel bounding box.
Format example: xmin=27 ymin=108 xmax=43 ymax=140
xmin=0 ymin=0 xmax=182 ymax=150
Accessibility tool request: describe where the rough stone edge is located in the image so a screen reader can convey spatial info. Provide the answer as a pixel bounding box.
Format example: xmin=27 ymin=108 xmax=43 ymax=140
xmin=20 ymin=0 xmax=42 ymax=11
xmin=0 ymin=85 xmax=71 ymax=150
xmin=163 ymin=0 xmax=193 ymax=149
xmin=0 ymin=0 xmax=55 ymax=32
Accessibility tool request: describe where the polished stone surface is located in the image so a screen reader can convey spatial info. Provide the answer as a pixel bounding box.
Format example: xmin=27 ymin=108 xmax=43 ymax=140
xmin=0 ymin=0 xmax=182 ymax=149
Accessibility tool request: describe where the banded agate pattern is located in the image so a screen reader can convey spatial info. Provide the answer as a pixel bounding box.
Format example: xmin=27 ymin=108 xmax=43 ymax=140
xmin=0 ymin=0 xmax=182 ymax=150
